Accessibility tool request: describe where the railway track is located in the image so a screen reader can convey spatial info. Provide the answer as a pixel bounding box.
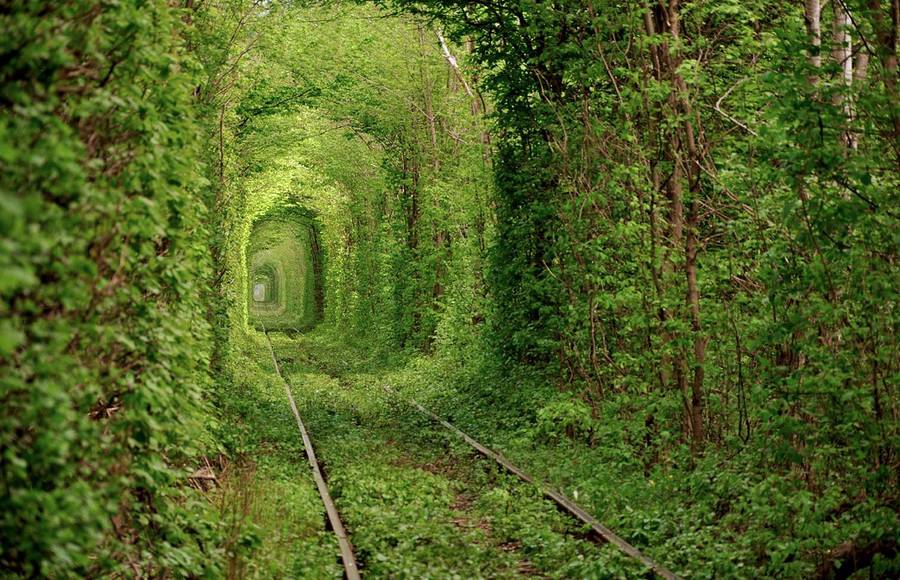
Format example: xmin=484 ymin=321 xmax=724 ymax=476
xmin=264 ymin=330 xmax=680 ymax=579
xmin=262 ymin=329 xmax=360 ymax=580
xmin=383 ymin=385 xmax=680 ymax=580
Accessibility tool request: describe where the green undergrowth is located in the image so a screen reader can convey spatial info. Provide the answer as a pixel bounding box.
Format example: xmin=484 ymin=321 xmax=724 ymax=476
xmin=410 ymin=368 xmax=898 ymax=578
xmin=277 ymin=327 xmax=899 ymax=579
xmin=268 ymin=329 xmax=652 ymax=579
xmin=212 ymin=337 xmax=340 ymax=578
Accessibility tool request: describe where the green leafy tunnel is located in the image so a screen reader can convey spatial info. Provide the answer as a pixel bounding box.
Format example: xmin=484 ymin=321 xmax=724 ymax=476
xmin=246 ymin=211 xmax=323 ymax=331
xmin=1 ymin=0 xmax=898 ymax=578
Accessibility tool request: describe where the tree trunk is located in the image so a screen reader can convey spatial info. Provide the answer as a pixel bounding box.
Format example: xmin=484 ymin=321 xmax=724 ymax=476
xmin=685 ymin=197 xmax=706 ymax=448
xmin=805 ymin=0 xmax=823 ymax=84
xmin=868 ymin=0 xmax=900 ymax=156
xmin=832 ymin=2 xmax=854 ymax=147
xmin=661 ymin=0 xmax=706 ymax=449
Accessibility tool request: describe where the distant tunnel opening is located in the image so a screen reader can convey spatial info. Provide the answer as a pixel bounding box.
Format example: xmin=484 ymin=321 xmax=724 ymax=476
xmin=247 ymin=210 xmax=324 ymax=331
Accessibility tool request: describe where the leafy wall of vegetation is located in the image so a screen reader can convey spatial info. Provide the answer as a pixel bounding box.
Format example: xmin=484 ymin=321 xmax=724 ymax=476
xmin=1 ymin=1 xmax=224 ymax=575
xmin=384 ymin=0 xmax=899 ymax=573
xmin=388 ymin=0 xmax=898 ymax=456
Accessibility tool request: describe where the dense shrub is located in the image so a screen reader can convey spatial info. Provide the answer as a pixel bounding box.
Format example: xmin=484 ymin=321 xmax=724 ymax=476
xmin=1 ymin=2 xmax=220 ymax=575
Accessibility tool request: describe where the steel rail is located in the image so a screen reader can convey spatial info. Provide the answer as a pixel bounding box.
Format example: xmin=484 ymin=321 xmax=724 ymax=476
xmin=263 ymin=329 xmax=360 ymax=580
xmin=383 ymin=385 xmax=681 ymax=580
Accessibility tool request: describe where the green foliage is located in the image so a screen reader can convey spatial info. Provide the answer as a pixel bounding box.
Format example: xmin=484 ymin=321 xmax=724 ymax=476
xmin=207 ymin=0 xmax=494 ymax=375
xmin=535 ymin=396 xmax=596 ymax=444
xmin=5 ymin=0 xmax=897 ymax=577
xmin=375 ymin=0 xmax=898 ymax=572
xmin=247 ymin=214 xmax=323 ymax=331
xmin=1 ymin=1 xmax=223 ymax=575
